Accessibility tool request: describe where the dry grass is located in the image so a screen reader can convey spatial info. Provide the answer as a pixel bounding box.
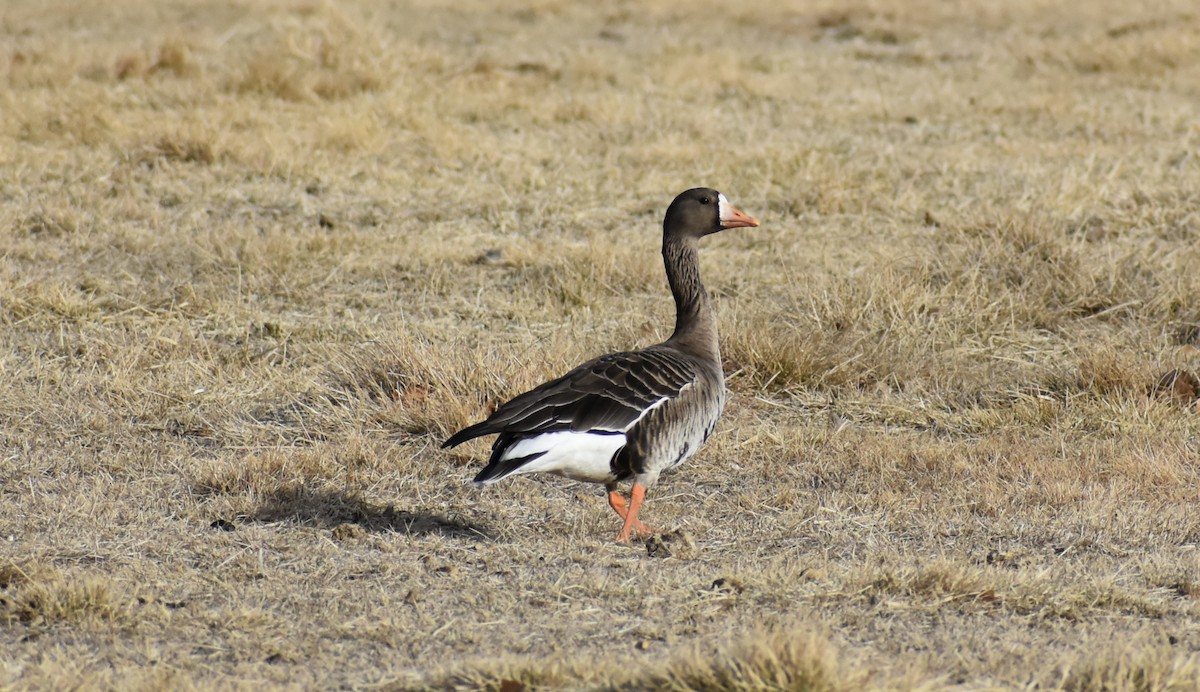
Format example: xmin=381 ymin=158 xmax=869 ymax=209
xmin=3 ymin=0 xmax=1200 ymax=688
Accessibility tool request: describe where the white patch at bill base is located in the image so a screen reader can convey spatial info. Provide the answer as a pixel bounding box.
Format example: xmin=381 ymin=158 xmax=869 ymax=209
xmin=717 ymin=192 xmax=731 ymax=222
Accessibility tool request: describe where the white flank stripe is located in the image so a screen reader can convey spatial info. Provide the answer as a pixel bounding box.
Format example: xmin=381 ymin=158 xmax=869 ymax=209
xmin=500 ymin=431 xmax=625 ymax=483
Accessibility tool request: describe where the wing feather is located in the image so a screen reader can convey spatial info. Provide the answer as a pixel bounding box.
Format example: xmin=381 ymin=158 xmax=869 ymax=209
xmin=442 ymin=347 xmax=697 ymax=448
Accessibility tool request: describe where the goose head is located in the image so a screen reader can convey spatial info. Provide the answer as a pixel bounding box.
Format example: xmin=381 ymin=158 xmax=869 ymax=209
xmin=663 ymin=187 xmax=759 ymax=239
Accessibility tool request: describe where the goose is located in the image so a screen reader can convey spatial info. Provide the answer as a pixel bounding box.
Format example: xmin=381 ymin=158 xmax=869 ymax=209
xmin=443 ymin=188 xmax=759 ymax=542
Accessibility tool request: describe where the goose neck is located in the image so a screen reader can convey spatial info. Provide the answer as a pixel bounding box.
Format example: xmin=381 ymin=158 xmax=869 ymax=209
xmin=662 ymin=235 xmax=718 ymax=358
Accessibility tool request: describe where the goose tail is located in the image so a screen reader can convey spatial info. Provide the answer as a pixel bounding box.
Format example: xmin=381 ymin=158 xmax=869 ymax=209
xmin=472 ymin=452 xmax=545 ymax=486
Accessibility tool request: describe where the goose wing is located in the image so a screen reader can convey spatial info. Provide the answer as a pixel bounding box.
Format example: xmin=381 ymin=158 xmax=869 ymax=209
xmin=442 ymin=347 xmax=697 ymax=447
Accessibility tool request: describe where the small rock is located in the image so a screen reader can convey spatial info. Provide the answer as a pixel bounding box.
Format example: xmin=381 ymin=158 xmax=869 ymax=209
xmin=986 ymin=548 xmax=1028 ymax=567
xmin=474 ymin=248 xmax=504 ymax=265
xmin=260 ymin=321 xmax=283 ymax=339
xmin=422 ymin=556 xmax=461 ymax=577
xmin=401 ymin=384 xmax=429 ymax=406
xmin=827 ymin=409 xmax=852 ymax=433
xmin=1172 ymin=581 xmax=1199 ymax=599
xmin=645 ymin=535 xmax=671 ymax=558
xmin=645 ymin=529 xmax=698 ymax=560
xmin=1153 ymin=369 xmax=1200 ymax=405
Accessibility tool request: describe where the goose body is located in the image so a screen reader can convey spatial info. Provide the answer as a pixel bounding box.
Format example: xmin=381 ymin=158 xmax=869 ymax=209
xmin=443 ymin=188 xmax=758 ymax=542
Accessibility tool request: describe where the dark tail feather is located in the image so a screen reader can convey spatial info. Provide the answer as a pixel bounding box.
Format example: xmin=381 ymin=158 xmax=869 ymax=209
xmin=447 ymin=423 xmax=540 ymax=485
xmin=473 ymin=452 xmax=545 ymax=486
xmin=442 ymin=421 xmax=495 ymax=449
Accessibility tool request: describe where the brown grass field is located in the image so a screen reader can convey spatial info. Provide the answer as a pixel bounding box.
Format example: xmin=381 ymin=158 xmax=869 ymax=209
xmin=3 ymin=0 xmax=1200 ymax=688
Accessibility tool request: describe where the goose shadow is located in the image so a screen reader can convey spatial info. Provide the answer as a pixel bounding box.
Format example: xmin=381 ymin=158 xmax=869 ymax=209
xmin=249 ymin=487 xmax=493 ymax=540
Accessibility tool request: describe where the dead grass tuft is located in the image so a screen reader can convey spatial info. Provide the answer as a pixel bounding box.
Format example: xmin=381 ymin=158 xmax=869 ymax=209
xmin=429 ymin=660 xmax=590 ymax=692
xmin=327 ymin=331 xmax=509 ymax=440
xmin=114 ymin=51 xmax=149 ymax=80
xmin=1065 ymin=19 xmax=1200 ymax=78
xmin=112 ymin=38 xmax=195 ymax=81
xmin=870 ymin=562 xmax=992 ymax=602
xmin=1 ymin=563 xmax=126 ymax=626
xmin=1075 ymin=347 xmax=1151 ymax=399
xmin=636 ymin=626 xmax=855 ymax=692
xmin=151 ymin=134 xmax=216 ymax=165
xmin=431 ymin=625 xmax=855 ymax=691
xmin=14 ymin=211 xmax=79 ymax=238
xmin=1059 ymin=642 xmax=1200 ymax=691
xmin=152 ymin=38 xmax=194 ymax=77
xmin=0 ymin=561 xmax=36 ymax=591
xmin=231 ymin=9 xmax=389 ymax=102
xmin=192 ymin=450 xmax=326 ymax=498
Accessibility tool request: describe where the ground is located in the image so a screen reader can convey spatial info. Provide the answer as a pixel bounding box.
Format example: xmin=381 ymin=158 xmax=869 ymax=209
xmin=3 ymin=0 xmax=1200 ymax=689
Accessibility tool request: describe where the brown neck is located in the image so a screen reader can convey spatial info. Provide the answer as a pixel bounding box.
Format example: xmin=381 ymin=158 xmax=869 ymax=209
xmin=662 ymin=234 xmax=719 ymax=360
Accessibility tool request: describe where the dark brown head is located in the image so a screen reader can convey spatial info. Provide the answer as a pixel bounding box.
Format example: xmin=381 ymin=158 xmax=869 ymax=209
xmin=662 ymin=187 xmax=759 ymax=240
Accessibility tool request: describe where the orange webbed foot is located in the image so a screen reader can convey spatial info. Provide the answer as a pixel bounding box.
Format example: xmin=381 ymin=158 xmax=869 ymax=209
xmin=614 ymin=483 xmax=655 ymax=543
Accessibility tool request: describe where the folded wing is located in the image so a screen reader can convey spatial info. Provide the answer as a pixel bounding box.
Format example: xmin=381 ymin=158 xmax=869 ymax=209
xmin=443 ymin=348 xmax=698 ymax=484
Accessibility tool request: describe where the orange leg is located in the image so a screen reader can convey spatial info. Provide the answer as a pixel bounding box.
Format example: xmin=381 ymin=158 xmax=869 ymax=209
xmin=615 ymin=483 xmax=655 ymax=543
xmin=607 ymin=489 xmax=629 ymax=519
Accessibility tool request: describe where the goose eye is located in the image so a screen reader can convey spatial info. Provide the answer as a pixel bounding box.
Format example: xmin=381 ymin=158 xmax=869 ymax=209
xmin=700 ymin=196 xmax=711 ymax=205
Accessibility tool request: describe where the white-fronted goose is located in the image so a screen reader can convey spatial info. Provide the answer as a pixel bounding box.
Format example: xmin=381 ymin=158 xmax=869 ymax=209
xmin=443 ymin=188 xmax=759 ymax=542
